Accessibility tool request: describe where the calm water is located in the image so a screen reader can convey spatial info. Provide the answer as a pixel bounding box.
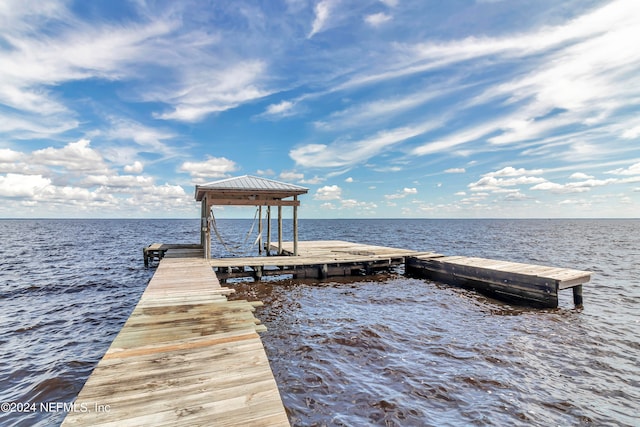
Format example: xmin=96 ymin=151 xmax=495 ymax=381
xmin=0 ymin=219 xmax=638 ymax=426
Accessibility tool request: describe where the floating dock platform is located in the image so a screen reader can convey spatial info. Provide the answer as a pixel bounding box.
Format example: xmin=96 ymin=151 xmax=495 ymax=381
xmin=63 ymin=248 xmax=289 ymax=427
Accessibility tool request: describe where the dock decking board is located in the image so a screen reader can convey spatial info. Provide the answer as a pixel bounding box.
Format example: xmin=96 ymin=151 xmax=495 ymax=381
xmin=62 ymin=256 xmax=289 ymax=427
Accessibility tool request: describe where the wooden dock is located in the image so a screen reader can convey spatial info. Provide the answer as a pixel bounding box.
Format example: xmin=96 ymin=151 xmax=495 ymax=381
xmin=208 ymin=240 xmax=590 ymax=308
xmin=406 ymin=253 xmax=590 ymax=308
xmin=210 ymin=240 xmax=423 ymax=281
xmin=63 ymin=248 xmax=289 ymax=427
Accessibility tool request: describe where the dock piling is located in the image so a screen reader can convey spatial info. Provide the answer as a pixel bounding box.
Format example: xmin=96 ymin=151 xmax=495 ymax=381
xmin=573 ymin=284 xmax=584 ymax=307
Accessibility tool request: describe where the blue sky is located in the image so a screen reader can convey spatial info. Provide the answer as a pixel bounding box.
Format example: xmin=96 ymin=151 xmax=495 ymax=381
xmin=1 ymin=0 xmax=639 ymax=218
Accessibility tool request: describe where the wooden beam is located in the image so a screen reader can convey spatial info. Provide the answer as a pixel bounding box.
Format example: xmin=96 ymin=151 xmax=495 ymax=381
xmin=208 ymin=199 xmax=300 ymax=206
xmin=200 ymin=190 xmax=304 ymax=200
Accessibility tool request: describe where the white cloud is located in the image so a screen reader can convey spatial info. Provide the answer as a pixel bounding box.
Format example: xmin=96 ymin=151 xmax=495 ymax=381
xmin=0 ymin=148 xmax=26 ymax=173
xmin=279 ymin=171 xmax=304 ymax=181
xmin=445 ymin=168 xmax=466 ymax=174
xmin=81 ymin=174 xmax=154 ymax=189
xmin=485 ymin=167 xmax=544 ymax=177
xmin=124 ymin=161 xmax=144 ymax=174
xmin=0 ymin=173 xmax=51 ymax=197
xmin=314 ymin=184 xmax=342 ymax=200
xmin=261 ymin=100 xmax=296 ymax=118
xmin=365 ymin=13 xmax=392 ymax=27
xmin=341 ymin=199 xmax=377 ymax=210
xmin=301 ymin=175 xmax=325 ymax=184
xmin=256 ymin=169 xmax=276 ymax=176
xmin=469 ymin=175 xmax=546 ymax=192
xmin=606 ymin=162 xmax=640 ymax=176
xmin=320 ymin=202 xmax=336 ymax=209
xmin=178 ymin=157 xmax=238 ymax=180
xmin=31 ymin=139 xmax=110 ymax=174
xmin=308 ymin=0 xmax=333 ymax=38
xmin=622 ymin=124 xmax=640 ymax=139
xmin=569 ymin=172 xmax=594 ymax=180
xmin=531 ymin=178 xmax=618 ymax=194
xmin=345 ymin=177 xmax=354 ymax=183
xmin=385 ymin=187 xmax=418 ymax=200
xmin=468 ymin=166 xmax=546 ymax=192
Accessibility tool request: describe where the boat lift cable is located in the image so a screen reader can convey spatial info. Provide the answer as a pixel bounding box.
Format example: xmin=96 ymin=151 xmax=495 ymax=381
xmin=209 ymin=207 xmax=262 ymax=256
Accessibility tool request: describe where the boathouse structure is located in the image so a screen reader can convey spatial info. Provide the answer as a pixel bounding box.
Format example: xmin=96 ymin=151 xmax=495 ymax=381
xmin=195 ymin=175 xmax=308 ymax=258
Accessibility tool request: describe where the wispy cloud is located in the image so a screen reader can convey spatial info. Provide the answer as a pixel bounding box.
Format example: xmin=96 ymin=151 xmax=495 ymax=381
xmin=338 ymin=0 xmax=640 ymax=165
xmin=292 ymin=122 xmax=438 ymax=168
xmin=0 ymin=9 xmax=175 ymax=116
xmin=152 ymin=60 xmax=271 ymax=122
xmin=314 ymin=88 xmax=453 ymax=131
xmin=365 ymin=12 xmax=392 ymax=27
xmin=308 ymin=0 xmax=334 ymax=38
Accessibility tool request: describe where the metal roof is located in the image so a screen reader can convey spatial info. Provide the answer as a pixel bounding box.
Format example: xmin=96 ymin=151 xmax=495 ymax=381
xmin=195 ymin=175 xmax=308 ymax=201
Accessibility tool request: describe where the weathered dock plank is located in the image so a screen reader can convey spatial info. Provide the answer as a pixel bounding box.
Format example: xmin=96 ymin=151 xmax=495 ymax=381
xmin=63 ymin=256 xmax=289 ymax=427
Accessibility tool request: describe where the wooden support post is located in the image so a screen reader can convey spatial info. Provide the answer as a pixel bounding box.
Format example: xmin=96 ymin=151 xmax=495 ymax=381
xmin=573 ymin=285 xmax=583 ymax=307
xmin=254 ymin=266 xmax=263 ymax=281
xmin=200 ymin=199 xmax=206 ymax=248
xmin=319 ymin=264 xmax=328 ymax=279
xmin=278 ymin=206 xmax=283 ymax=255
xmin=293 ymin=196 xmax=299 ymax=256
xmin=266 ymin=206 xmax=271 ymax=256
xmin=204 ymin=198 xmax=211 ymax=259
xmin=258 ymin=205 xmax=263 ymax=255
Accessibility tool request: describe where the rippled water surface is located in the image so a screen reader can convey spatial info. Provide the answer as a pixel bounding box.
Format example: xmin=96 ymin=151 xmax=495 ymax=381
xmin=1 ymin=219 xmax=638 ymax=426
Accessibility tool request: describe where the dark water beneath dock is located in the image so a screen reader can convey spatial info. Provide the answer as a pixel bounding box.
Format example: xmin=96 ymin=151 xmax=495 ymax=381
xmin=0 ymin=219 xmax=638 ymax=426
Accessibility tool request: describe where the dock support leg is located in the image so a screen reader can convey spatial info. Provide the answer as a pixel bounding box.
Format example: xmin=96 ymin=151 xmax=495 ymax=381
xmin=277 ymin=206 xmax=283 ymax=255
xmin=319 ymin=264 xmax=328 ymax=279
xmin=573 ymin=285 xmax=583 ymax=307
xmin=143 ymin=247 xmax=149 ymax=267
xmin=253 ymin=266 xmax=263 ymax=281
xmin=266 ymin=206 xmax=271 ymax=256
xmin=258 ymin=206 xmax=263 ymax=255
xmin=293 ymin=196 xmax=299 ymax=256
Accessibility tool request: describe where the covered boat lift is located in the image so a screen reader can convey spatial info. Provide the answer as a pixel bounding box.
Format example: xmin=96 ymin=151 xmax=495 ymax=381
xmin=195 ymin=175 xmax=308 ymax=258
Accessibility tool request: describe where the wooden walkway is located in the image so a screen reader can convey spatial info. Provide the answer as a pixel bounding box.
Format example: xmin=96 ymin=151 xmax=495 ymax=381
xmin=63 ymin=249 xmax=289 ymax=427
